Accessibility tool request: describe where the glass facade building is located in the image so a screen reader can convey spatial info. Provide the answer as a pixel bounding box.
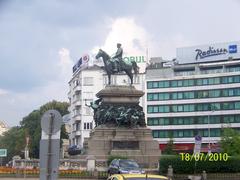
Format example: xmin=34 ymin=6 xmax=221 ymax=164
xmin=146 ymin=58 xmax=240 ymax=152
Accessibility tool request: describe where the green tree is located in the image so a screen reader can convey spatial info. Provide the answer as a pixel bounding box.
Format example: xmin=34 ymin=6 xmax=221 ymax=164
xmin=162 ymin=138 xmax=176 ymax=155
xmin=220 ymin=128 xmax=240 ymax=156
xmin=0 ymin=100 xmax=69 ymax=161
xmin=0 ymin=127 xmax=25 ymax=162
xmin=19 ymin=100 xmax=69 ymax=158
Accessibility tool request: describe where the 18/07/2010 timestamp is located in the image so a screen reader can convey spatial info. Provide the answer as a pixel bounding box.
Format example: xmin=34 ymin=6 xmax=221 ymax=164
xmin=180 ymin=153 xmax=229 ymax=162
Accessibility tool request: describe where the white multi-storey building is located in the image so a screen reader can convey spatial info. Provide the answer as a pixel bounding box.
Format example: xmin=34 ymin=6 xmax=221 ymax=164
xmin=68 ymin=65 xmax=104 ymax=147
xmin=0 ymin=121 xmax=8 ymax=136
xmin=146 ymin=41 xmax=240 ymax=152
xmin=68 ymin=64 xmax=146 ymax=148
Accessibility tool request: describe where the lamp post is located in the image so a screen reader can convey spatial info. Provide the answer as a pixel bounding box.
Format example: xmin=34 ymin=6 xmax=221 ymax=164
xmin=207 ymin=110 xmax=214 ymax=154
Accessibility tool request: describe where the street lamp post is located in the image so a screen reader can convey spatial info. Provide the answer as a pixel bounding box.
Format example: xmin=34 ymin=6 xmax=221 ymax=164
xmin=207 ymin=110 xmax=214 ymax=154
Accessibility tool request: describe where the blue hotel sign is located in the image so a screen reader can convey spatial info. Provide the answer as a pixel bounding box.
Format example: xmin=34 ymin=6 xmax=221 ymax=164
xmin=73 ymin=54 xmax=89 ymax=73
xmin=229 ymin=45 xmax=237 ymax=53
xmin=195 ymin=44 xmax=237 ymax=60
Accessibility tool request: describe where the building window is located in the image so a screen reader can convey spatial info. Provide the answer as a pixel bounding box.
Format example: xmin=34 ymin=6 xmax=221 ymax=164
xmin=153 ymin=131 xmax=159 ymax=138
xmin=178 ymin=105 xmax=184 ymax=112
xmin=233 ymin=76 xmax=240 ymax=83
xmin=183 ymin=79 xmax=194 ymax=86
xmin=209 ymin=116 xmax=220 ymax=124
xmin=153 ymin=93 xmax=159 ymax=100
xmin=177 ymin=93 xmax=183 ymax=99
xmin=223 ymin=116 xmax=235 ymax=123
xmin=147 ymin=106 xmax=152 ymax=113
xmin=226 ymin=65 xmax=240 ymax=72
xmin=152 ymin=118 xmax=158 ymax=125
xmin=198 ymin=129 xmax=209 ymax=137
xmin=159 ymin=118 xmax=169 ymax=125
xmin=153 ymin=82 xmax=159 ymax=88
xmin=159 ymin=93 xmax=170 ymax=100
xmin=172 ymin=93 xmax=178 ymax=100
xmin=171 ymin=81 xmax=178 ymax=87
xmin=209 ymin=90 xmax=221 ymax=97
xmin=147 ymin=93 xmax=153 ymax=101
xmin=210 ymin=129 xmax=221 ymax=137
xmin=235 ymin=102 xmax=240 ymax=109
xmin=147 ymin=82 xmax=153 ymax=89
xmin=159 ymin=131 xmax=168 ymax=138
xmin=183 ymin=92 xmax=194 ymax=99
xmin=159 ymin=81 xmax=170 ymax=88
xmin=222 ymin=102 xmax=234 ymax=110
xmin=159 ymin=106 xmax=170 ymax=113
xmin=83 ymin=77 xmax=93 ymax=85
xmin=235 ymin=115 xmax=240 ymax=123
xmin=197 ymin=116 xmax=208 ymax=124
xmin=153 ymin=106 xmax=158 ymax=113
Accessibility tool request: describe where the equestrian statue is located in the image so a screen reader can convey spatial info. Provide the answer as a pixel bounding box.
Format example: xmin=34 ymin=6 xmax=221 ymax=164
xmin=95 ymin=43 xmax=139 ymax=84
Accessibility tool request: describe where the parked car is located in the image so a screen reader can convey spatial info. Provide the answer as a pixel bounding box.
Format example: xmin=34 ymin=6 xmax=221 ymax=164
xmin=108 ymin=159 xmax=145 ymax=175
xmin=107 ymin=174 xmax=168 ymax=180
xmin=67 ymin=145 xmax=81 ymax=155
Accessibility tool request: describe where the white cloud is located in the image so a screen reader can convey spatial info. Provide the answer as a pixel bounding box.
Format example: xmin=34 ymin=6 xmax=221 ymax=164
xmin=149 ymin=33 xmax=194 ymax=60
xmin=58 ymin=48 xmax=74 ymax=81
xmin=92 ymin=17 xmax=149 ymax=56
xmin=0 ymin=89 xmax=8 ymax=96
xmin=0 ymin=48 xmax=73 ymax=127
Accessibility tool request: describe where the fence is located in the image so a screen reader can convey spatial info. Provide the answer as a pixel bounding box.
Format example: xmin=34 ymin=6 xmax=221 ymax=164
xmin=12 ymin=158 xmax=108 ymax=170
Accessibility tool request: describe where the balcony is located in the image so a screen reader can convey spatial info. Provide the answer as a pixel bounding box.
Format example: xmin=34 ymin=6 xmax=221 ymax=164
xmin=67 ymin=91 xmax=71 ymax=98
xmin=73 ymin=86 xmax=81 ymax=93
xmin=75 ymin=130 xmax=81 ymax=136
xmin=74 ymin=101 xmax=81 ymax=107
xmin=72 ymin=130 xmax=82 ymax=137
xmin=74 ymin=115 xmax=81 ymax=122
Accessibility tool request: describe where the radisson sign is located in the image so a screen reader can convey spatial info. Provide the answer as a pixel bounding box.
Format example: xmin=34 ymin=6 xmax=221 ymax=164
xmin=177 ymin=41 xmax=240 ymax=63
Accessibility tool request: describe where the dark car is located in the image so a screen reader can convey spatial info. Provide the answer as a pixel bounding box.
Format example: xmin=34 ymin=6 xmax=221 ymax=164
xmin=108 ymin=159 xmax=145 ymax=175
xmin=67 ymin=145 xmax=81 ymax=155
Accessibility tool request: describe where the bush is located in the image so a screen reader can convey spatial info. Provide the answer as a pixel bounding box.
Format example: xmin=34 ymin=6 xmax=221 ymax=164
xmin=107 ymin=155 xmax=127 ymax=166
xmin=159 ymin=155 xmax=240 ymax=174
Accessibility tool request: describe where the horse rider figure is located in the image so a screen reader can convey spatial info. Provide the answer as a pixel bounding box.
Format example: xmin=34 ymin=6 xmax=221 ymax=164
xmin=111 ymin=43 xmax=123 ymax=72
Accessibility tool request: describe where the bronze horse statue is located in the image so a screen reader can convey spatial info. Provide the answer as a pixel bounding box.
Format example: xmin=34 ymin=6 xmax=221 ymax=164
xmin=95 ymin=49 xmax=139 ymax=84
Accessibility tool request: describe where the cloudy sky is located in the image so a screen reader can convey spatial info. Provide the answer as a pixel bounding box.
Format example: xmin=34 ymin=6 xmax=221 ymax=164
xmin=1 ymin=0 xmax=240 ymax=127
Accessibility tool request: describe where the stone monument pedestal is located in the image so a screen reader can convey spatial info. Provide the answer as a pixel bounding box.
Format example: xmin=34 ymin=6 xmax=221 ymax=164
xmin=81 ymin=85 xmax=161 ymax=169
xmin=83 ymin=126 xmax=161 ymax=168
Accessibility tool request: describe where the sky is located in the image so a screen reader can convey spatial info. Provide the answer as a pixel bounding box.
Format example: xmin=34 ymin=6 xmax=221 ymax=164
xmin=1 ymin=0 xmax=240 ymax=127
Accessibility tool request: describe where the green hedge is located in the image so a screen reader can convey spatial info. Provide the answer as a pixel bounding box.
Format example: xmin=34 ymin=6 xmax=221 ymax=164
xmin=159 ymin=155 xmax=240 ymax=174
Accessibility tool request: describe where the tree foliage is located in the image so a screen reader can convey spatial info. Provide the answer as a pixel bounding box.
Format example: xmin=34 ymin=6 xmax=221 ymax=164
xmin=220 ymin=128 xmax=240 ymax=156
xmin=0 ymin=100 xmax=69 ymax=161
xmin=162 ymin=138 xmax=176 ymax=155
xmin=0 ymin=127 xmax=25 ymax=162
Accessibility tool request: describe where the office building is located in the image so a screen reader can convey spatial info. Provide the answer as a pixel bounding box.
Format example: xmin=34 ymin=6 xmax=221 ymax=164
xmin=146 ymin=41 xmax=240 ymax=152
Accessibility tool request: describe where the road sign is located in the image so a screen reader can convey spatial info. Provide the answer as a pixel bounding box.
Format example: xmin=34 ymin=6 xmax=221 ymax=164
xmin=194 ymin=135 xmax=202 ymax=154
xmin=0 ymin=149 xmax=7 ymax=157
xmin=40 ymin=109 xmax=62 ymax=180
xmin=41 ymin=109 xmax=62 ymax=135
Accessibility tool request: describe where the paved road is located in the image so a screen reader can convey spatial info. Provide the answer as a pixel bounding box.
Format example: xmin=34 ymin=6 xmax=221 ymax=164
xmin=1 ymin=178 xmax=99 ymax=180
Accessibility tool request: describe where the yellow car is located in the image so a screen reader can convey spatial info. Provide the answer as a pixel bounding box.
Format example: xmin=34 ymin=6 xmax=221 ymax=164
xmin=107 ymin=174 xmax=168 ymax=180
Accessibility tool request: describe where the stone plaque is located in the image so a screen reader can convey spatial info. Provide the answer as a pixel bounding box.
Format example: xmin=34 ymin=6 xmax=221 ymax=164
xmin=112 ymin=141 xmax=139 ymax=150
